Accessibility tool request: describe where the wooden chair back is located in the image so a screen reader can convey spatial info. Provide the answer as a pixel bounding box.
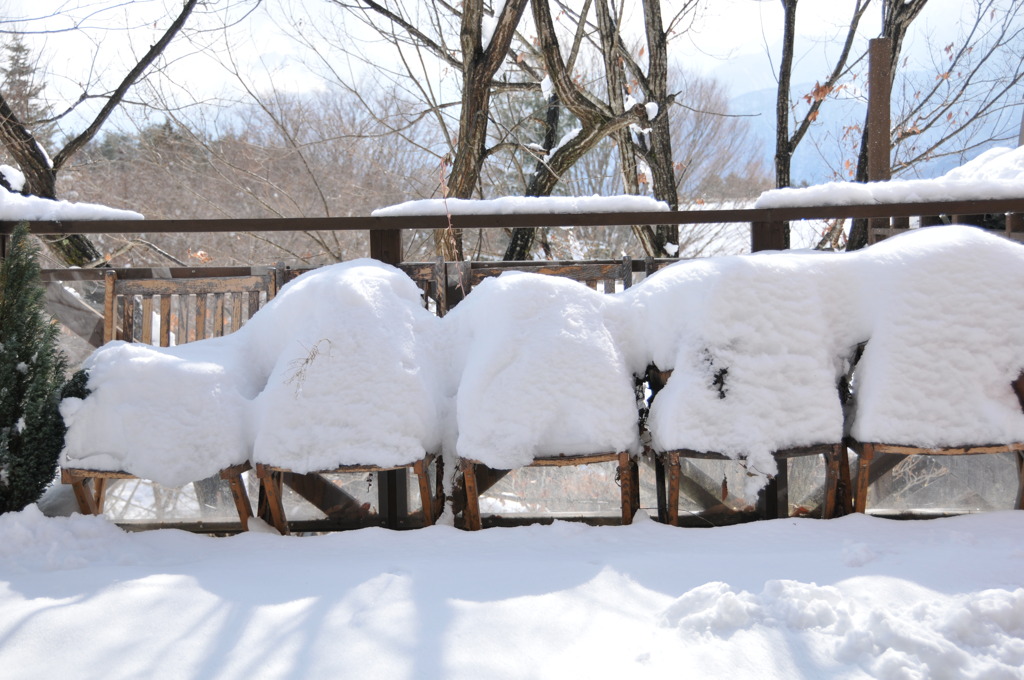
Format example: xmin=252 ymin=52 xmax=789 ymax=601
xmin=277 ymin=260 xmax=447 ymax=316
xmin=103 ymin=267 xmax=277 ymax=346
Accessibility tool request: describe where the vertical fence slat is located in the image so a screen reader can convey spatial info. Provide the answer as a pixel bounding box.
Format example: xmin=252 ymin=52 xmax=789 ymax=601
xmin=159 ymin=295 xmax=171 ymax=346
xmin=103 ymin=270 xmax=116 ymax=343
xmin=141 ymin=297 xmax=153 ymax=345
xmin=196 ymin=294 xmax=207 ymax=340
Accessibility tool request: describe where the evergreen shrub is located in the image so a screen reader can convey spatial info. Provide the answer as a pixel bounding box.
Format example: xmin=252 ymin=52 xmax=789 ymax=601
xmin=0 ymin=223 xmax=84 ymax=514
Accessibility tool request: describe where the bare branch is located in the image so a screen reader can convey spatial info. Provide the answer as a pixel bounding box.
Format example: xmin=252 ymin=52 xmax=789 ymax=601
xmin=53 ymin=0 xmax=201 ymax=171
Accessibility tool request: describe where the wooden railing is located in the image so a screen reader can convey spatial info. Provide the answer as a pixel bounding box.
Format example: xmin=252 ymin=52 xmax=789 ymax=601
xmin=5 ymin=196 xmax=1024 ymax=262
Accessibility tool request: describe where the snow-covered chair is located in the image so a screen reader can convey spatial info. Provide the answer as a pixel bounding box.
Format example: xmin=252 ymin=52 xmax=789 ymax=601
xmin=61 ymin=267 xmax=278 ymax=528
xmin=623 ymin=252 xmax=859 ymax=523
xmin=846 ymin=227 xmax=1024 ymax=513
xmin=247 ymin=260 xmax=446 ymax=534
xmin=445 ymin=271 xmax=642 ymax=530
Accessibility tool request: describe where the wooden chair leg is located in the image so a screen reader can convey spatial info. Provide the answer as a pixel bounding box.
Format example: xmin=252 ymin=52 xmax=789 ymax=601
xmin=773 ymin=457 xmax=789 ymax=519
xmin=434 ymin=455 xmax=446 ymax=520
xmin=822 ymin=445 xmax=840 ymax=519
xmin=414 ymin=458 xmax=435 ymax=526
xmin=61 ymin=469 xmax=101 ymax=515
xmin=255 ymin=464 xmax=289 ymax=535
xmin=837 ymin=446 xmax=854 ymax=515
xmin=617 ymin=452 xmax=635 ymax=525
xmin=1015 ymin=450 xmax=1024 ymax=511
xmin=461 ymin=460 xmax=482 ymax=531
xmin=92 ymin=478 xmax=108 ymax=513
xmin=854 ymin=444 xmax=875 ymax=513
xmin=666 ymin=453 xmax=681 ymax=526
xmin=654 ymin=455 xmax=667 ymax=523
xmin=220 ymin=466 xmax=254 ymax=530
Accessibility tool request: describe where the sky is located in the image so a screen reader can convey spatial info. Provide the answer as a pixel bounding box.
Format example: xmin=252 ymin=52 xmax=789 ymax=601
xmin=6 ymin=0 xmax=970 ymax=108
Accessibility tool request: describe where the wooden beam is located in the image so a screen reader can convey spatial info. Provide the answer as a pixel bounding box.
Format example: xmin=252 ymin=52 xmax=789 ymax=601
xmin=11 ymin=199 xmax=1024 ymax=237
xmin=280 ymin=471 xmax=367 ymax=520
xmin=870 ymin=442 xmax=1024 ymax=456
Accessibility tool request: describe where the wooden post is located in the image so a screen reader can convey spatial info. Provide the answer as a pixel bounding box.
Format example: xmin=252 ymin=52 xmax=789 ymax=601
xmin=0 ymin=222 xmax=10 ymax=260
xmin=1007 ymin=213 xmax=1024 ymax=239
xmin=255 ymin=464 xmax=289 ymax=534
xmin=867 ymin=38 xmax=892 ymax=238
xmin=759 ymin=472 xmax=781 ymax=520
xmin=823 ymin=446 xmax=840 ymax=519
xmin=370 ymin=229 xmax=403 ymax=266
xmin=617 ymin=451 xmax=635 ymax=525
xmin=220 ymin=464 xmax=255 ymax=531
xmin=370 ymin=226 xmax=408 ymax=529
xmin=654 ymin=456 xmax=667 ymax=523
xmin=751 ymin=220 xmax=788 ymax=252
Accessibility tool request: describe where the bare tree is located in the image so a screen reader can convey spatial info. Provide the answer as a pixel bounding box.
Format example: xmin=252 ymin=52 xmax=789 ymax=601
xmin=502 ymin=1 xmax=717 ymax=259
xmin=310 ymin=1 xmax=713 ymax=260
xmin=326 ymin=0 xmax=531 ymax=260
xmin=0 ymin=0 xmax=205 ymax=266
xmin=774 ymin=0 xmax=871 ymax=191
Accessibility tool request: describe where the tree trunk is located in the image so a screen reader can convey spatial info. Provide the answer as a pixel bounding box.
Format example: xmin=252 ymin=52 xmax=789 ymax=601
xmin=771 ymin=0 xmax=798 ymax=250
xmin=503 ymin=0 xmax=648 ymax=260
xmin=502 ymin=89 xmax=563 ymax=260
xmin=0 ymin=94 xmax=101 ymax=265
xmin=640 ymin=0 xmax=679 ymax=253
xmin=440 ymin=0 xmax=529 ymax=261
xmin=601 ymin=0 xmax=663 ymax=258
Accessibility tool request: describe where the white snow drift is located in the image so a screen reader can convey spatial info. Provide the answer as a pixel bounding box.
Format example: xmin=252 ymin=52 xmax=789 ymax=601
xmin=755 ymin=145 xmax=1024 ymax=208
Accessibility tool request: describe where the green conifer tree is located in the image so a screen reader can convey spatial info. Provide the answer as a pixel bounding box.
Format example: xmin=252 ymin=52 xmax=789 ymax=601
xmin=0 ymin=223 xmax=77 ymax=513
xmin=0 ymin=35 xmax=54 ymax=159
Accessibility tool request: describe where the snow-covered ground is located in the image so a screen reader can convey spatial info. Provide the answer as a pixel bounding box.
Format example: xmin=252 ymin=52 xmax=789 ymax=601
xmin=1 ymin=505 xmax=1023 ymax=679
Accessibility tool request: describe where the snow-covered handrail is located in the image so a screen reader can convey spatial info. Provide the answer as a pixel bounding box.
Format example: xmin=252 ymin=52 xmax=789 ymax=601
xmin=5 ymin=197 xmax=1024 ymax=236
